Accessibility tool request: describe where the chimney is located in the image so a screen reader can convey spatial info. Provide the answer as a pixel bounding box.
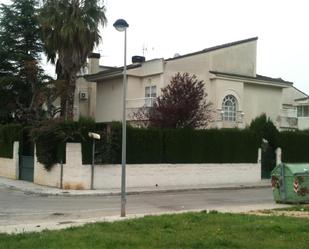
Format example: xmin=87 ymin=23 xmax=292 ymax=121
xmin=88 ymin=53 xmax=101 ymax=74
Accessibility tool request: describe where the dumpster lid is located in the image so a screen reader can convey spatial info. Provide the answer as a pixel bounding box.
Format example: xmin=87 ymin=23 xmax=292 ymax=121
xmin=283 ymin=163 xmax=309 ymax=176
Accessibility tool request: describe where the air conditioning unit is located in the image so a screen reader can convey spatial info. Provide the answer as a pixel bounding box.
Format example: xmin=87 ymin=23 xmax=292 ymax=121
xmin=79 ymin=91 xmax=88 ymax=100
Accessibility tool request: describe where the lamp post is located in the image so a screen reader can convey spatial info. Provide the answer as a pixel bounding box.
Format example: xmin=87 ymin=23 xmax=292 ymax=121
xmin=113 ymin=19 xmax=129 ymax=217
xmin=88 ymin=132 xmax=101 ymax=190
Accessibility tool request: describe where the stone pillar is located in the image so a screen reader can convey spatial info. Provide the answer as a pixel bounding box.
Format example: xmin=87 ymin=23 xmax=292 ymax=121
xmin=63 ymin=143 xmax=91 ymax=190
xmin=276 ymin=147 xmax=282 ymax=165
xmin=257 ymin=148 xmax=262 ymax=164
xmin=13 ymin=141 xmax=19 ymax=180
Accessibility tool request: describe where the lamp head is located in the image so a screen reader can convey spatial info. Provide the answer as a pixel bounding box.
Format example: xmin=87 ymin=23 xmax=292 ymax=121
xmin=113 ymin=19 xmax=129 ymax=32
xmin=88 ymin=132 xmax=101 ymax=140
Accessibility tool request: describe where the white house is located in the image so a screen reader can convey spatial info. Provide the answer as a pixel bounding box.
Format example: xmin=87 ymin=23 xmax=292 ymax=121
xmin=73 ymin=37 xmax=308 ymax=130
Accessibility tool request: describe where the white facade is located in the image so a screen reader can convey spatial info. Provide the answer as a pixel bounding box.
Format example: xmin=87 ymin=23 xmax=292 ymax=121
xmin=76 ymin=37 xmax=307 ymax=130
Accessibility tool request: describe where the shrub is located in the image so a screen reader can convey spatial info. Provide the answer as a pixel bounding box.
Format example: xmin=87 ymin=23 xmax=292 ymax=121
xmin=30 ymin=117 xmax=103 ymax=170
xmin=164 ymin=128 xmax=260 ymax=163
xmin=0 ymin=124 xmax=22 ymax=158
xmin=279 ymin=131 xmax=309 ymax=163
xmin=249 ymin=114 xmax=279 ymax=148
xmin=105 ymin=126 xmax=260 ymax=164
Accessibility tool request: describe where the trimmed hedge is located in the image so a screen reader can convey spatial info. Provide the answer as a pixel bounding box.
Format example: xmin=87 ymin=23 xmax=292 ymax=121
xmin=105 ymin=125 xmax=261 ymax=164
xmin=164 ymin=129 xmax=260 ymax=163
xmin=279 ymin=131 xmax=309 ymax=163
xmin=127 ymin=127 xmax=164 ymax=164
xmin=0 ymin=124 xmax=22 ymax=158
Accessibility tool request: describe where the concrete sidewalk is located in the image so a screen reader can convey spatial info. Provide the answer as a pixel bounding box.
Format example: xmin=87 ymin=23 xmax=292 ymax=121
xmin=0 ymin=176 xmax=271 ymax=196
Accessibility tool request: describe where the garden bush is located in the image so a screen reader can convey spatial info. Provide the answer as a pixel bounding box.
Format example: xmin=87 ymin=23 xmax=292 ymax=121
xmin=0 ymin=124 xmax=22 ymax=158
xmin=105 ymin=125 xmax=260 ymax=164
xmin=279 ymin=131 xmax=309 ymax=163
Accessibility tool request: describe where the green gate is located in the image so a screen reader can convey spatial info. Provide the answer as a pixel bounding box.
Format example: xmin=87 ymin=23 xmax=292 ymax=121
xmin=261 ymin=143 xmax=276 ymax=179
xmin=19 ymin=129 xmax=34 ymax=182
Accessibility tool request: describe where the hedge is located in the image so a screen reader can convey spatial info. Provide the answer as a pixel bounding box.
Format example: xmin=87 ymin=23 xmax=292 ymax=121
xmin=0 ymin=124 xmax=22 ymax=158
xmin=104 ymin=125 xmax=261 ymax=164
xmin=164 ymin=129 xmax=260 ymax=163
xmin=279 ymin=131 xmax=309 ymax=163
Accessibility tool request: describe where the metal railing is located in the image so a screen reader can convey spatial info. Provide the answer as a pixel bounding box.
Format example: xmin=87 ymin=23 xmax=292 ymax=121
xmin=126 ymin=97 xmax=156 ymax=109
xmin=126 ymin=97 xmax=156 ymax=120
xmin=281 ymin=108 xmax=297 ymax=118
xmin=279 ymin=108 xmax=298 ymax=129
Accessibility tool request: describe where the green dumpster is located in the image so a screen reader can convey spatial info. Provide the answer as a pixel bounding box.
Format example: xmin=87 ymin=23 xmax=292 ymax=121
xmin=271 ymin=163 xmax=309 ymax=203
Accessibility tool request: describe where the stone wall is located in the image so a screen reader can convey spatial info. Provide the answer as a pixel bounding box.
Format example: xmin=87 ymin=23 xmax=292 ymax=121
xmin=33 ymin=143 xmax=262 ymax=190
xmin=34 ymin=143 xmax=91 ymax=190
xmin=0 ymin=142 xmax=19 ymax=180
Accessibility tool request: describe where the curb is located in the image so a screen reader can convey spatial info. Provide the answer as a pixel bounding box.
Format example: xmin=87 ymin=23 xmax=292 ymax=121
xmin=2 ymin=183 xmax=271 ymax=197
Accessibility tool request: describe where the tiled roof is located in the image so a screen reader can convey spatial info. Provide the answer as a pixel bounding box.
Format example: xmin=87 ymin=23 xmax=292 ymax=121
xmin=85 ymin=64 xmax=142 ymax=81
xmin=209 ymin=71 xmax=293 ymax=85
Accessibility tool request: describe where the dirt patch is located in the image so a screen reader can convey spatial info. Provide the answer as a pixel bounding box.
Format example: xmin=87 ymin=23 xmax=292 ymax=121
xmin=246 ymin=210 xmax=309 ymax=218
xmin=63 ymin=183 xmax=85 ymax=190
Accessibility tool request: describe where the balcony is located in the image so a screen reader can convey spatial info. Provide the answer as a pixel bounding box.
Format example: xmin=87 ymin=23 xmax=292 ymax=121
xmin=214 ymin=110 xmax=245 ymax=129
xmin=279 ymin=108 xmax=298 ymax=130
xmin=126 ymin=97 xmax=156 ymax=120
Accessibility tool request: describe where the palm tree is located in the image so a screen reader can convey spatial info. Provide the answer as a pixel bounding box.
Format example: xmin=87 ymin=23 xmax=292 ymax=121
xmin=39 ymin=0 xmax=106 ymax=119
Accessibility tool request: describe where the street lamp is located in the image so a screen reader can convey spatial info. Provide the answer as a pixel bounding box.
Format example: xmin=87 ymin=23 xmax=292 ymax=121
xmin=113 ymin=18 xmax=129 ymax=217
xmin=88 ymin=132 xmax=101 ymax=190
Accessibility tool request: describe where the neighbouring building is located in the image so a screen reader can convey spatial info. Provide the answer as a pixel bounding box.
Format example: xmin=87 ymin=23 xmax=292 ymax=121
xmin=70 ymin=37 xmax=308 ymax=130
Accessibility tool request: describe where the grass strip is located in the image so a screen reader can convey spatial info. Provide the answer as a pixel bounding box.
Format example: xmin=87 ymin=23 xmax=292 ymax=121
xmin=1 ymin=211 xmax=309 ymax=249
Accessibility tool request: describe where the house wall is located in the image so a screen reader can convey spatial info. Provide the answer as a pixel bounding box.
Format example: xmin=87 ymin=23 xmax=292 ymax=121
xmin=33 ymin=143 xmax=261 ymax=190
xmin=96 ymin=78 xmax=123 ymax=122
xmin=75 ymin=77 xmax=97 ymax=120
xmin=282 ymin=87 xmax=307 ymax=106
xmin=164 ymin=52 xmax=211 ymax=94
xmin=298 ymin=118 xmax=309 ymax=130
xmin=211 ymin=78 xmax=244 ymax=111
xmin=0 ymin=142 xmax=19 ymax=180
xmin=210 ymin=40 xmax=257 ymax=77
xmin=243 ymin=83 xmax=283 ymax=126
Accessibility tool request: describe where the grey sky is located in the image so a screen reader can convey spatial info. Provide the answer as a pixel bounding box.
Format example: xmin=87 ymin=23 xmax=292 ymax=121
xmin=1 ymin=0 xmax=309 ymax=93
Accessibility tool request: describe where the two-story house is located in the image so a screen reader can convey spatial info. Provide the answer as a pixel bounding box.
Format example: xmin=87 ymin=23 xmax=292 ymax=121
xmin=72 ymin=37 xmax=308 ymax=130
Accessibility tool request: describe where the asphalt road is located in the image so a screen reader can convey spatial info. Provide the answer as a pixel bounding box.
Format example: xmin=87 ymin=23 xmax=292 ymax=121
xmin=0 ymin=186 xmax=280 ymax=227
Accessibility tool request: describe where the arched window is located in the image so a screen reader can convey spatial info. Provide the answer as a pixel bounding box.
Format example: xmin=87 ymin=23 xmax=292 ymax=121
xmin=222 ymin=95 xmax=237 ymax=121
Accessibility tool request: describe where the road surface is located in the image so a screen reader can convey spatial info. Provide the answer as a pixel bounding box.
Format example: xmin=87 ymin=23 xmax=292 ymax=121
xmin=0 ymin=186 xmax=279 ymax=227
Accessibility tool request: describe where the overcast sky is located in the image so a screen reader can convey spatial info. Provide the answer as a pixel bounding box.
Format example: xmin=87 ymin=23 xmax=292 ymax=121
xmin=1 ymin=0 xmax=309 ymax=93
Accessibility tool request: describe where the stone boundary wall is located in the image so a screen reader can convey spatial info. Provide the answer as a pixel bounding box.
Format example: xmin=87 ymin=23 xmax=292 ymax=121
xmin=93 ymin=163 xmax=261 ymax=189
xmin=0 ymin=142 xmax=19 ymax=180
xmin=33 ymin=143 xmax=262 ymax=190
xmin=34 ymin=143 xmax=91 ymax=190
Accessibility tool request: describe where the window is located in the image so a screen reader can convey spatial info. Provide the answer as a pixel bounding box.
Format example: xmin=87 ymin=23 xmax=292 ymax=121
xmin=145 ymin=85 xmax=157 ymax=107
xmin=297 ymin=105 xmax=309 ymax=117
xmin=222 ymin=95 xmax=237 ymax=121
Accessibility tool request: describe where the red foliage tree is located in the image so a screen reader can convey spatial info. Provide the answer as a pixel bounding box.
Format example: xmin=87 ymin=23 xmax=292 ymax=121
xmin=133 ymin=73 xmax=213 ymax=128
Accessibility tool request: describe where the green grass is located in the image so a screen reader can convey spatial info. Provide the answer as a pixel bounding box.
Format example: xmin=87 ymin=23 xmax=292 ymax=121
xmin=1 ymin=211 xmax=309 ymax=249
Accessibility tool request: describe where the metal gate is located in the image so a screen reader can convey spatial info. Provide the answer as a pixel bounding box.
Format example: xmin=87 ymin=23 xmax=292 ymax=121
xmin=19 ymin=129 xmax=34 ymax=182
xmin=20 ymin=156 xmax=34 ymax=181
xmin=261 ymin=143 xmax=276 ymax=179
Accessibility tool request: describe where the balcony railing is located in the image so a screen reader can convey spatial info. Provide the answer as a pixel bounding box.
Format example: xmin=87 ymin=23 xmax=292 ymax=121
xmin=279 ymin=108 xmax=298 ymax=129
xmin=214 ymin=110 xmax=245 ymax=128
xmin=126 ymin=97 xmax=156 ymax=120
xmin=127 ymin=97 xmax=156 ymax=108
xmin=281 ymin=108 xmax=297 ymax=118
